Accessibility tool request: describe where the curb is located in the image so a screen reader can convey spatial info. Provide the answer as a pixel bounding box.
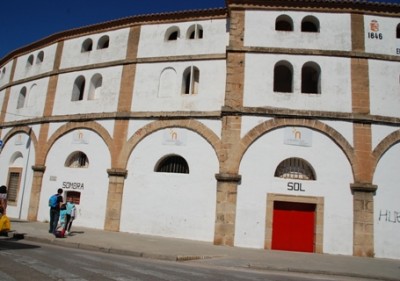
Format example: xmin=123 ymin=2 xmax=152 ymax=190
xmin=3 ymin=233 xmax=399 ymax=281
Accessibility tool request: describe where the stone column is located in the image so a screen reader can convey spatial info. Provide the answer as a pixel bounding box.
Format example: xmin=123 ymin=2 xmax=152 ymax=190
xmin=27 ymin=165 xmax=46 ymax=221
xmin=214 ymin=173 xmax=241 ymax=246
xmin=104 ymin=168 xmax=127 ymax=231
xmin=351 ymin=183 xmax=377 ymax=257
xmin=213 ymin=7 xmax=245 ymax=246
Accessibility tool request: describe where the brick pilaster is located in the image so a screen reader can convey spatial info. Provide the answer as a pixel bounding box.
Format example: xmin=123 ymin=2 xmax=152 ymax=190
xmin=27 ymin=165 xmax=46 ymax=221
xmin=351 ymin=184 xmax=377 ymax=257
xmin=104 ymin=26 xmax=140 ymax=231
xmin=104 ymin=169 xmax=127 ymax=231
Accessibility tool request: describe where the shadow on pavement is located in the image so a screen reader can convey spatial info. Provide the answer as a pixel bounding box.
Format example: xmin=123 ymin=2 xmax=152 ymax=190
xmin=0 ymin=238 xmax=40 ymax=251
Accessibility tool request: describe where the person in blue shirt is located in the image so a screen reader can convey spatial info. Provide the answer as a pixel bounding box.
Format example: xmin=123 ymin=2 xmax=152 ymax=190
xmin=65 ymin=197 xmax=76 ymax=235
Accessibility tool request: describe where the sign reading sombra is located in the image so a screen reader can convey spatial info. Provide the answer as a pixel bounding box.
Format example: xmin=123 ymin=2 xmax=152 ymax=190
xmin=284 ymin=127 xmax=312 ymax=147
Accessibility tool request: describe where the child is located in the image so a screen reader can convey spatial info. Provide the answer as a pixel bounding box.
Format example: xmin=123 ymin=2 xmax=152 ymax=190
xmin=0 ymin=206 xmax=11 ymax=236
xmin=55 ymin=203 xmax=67 ymax=238
xmin=65 ymin=197 xmax=76 ymax=235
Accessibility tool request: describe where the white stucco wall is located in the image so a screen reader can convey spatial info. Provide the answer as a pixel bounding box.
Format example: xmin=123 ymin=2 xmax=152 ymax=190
xmin=245 ymin=11 xmax=352 ymax=51
xmin=0 ymin=131 xmax=35 ymax=220
xmin=52 ymin=66 xmax=122 ymax=116
xmin=132 ymin=60 xmax=226 ymax=112
xmin=37 ymin=129 xmax=111 ymax=229
xmin=369 ymin=60 xmax=400 ymax=118
xmin=60 ymin=29 xmax=130 ymax=69
xmin=364 ymin=15 xmax=400 ymax=57
xmin=243 ymin=54 xmax=352 ymax=112
xmin=372 ymin=125 xmax=399 ymax=150
xmin=0 ymin=61 xmax=13 ymax=87
xmin=4 ymin=77 xmax=49 ymax=122
xmin=120 ymin=128 xmax=218 ymax=241
xmin=373 ymin=142 xmax=400 ymax=259
xmin=235 ymin=126 xmax=353 ymax=255
xmin=137 ymin=19 xmax=228 ymax=58
xmin=13 ymin=45 xmax=57 ymax=81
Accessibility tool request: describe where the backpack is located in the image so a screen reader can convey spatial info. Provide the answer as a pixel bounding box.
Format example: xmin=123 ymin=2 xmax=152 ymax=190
xmin=48 ymin=194 xmax=59 ymax=208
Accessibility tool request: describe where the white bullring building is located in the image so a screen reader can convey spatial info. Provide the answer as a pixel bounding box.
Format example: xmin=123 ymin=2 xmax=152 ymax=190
xmin=1 ymin=0 xmax=399 ymax=259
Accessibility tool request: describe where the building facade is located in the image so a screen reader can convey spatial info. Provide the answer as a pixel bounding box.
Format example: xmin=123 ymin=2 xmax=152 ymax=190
xmin=0 ymin=0 xmax=399 ymax=259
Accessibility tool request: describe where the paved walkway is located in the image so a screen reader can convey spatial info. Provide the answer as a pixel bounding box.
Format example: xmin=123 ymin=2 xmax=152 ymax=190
xmin=3 ymin=220 xmax=400 ymax=281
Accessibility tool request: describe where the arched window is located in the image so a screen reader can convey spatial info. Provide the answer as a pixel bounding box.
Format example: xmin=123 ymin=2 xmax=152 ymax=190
xmin=397 ymin=23 xmax=400 ymax=38
xmin=71 ymin=76 xmax=86 ymax=101
xmin=158 ymin=67 xmax=177 ymax=98
xmin=165 ymin=26 xmax=180 ymax=41
xmin=36 ymin=51 xmax=44 ymax=64
xmin=182 ymin=66 xmax=200 ymax=95
xmin=274 ymin=157 xmax=316 ymax=180
xmin=26 ymin=55 xmax=34 ymax=67
xmin=301 ymin=16 xmax=320 ymax=32
xmin=274 ymin=61 xmax=293 ymax=93
xmin=275 ymin=15 xmax=294 ymax=31
xmin=155 ymin=155 xmax=189 ymax=174
xmin=187 ymin=24 xmax=204 ymax=39
xmin=0 ymin=67 xmax=5 ymax=80
xmin=81 ymin=38 xmax=93 ymax=52
xmin=301 ymin=62 xmax=321 ymax=94
xmin=88 ymin=74 xmax=102 ymax=100
xmin=65 ymin=151 xmax=89 ymax=168
xmin=17 ymin=87 xmax=27 ymax=109
xmin=97 ymin=35 xmax=110 ymax=49
xmin=27 ymin=84 xmax=38 ymax=107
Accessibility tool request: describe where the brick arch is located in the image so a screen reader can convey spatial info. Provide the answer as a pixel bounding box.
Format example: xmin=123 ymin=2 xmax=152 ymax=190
xmin=2 ymin=126 xmax=38 ymax=149
xmin=42 ymin=122 xmax=113 ymax=166
xmin=2 ymin=126 xmax=38 ymax=159
xmin=372 ymin=130 xmax=400 ymax=178
xmin=234 ymin=118 xmax=355 ymax=177
xmin=119 ymin=119 xmax=221 ymax=169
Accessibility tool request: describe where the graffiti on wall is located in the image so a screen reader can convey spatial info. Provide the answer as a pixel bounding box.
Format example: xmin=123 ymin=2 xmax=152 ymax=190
xmin=378 ymin=209 xmax=400 ymax=223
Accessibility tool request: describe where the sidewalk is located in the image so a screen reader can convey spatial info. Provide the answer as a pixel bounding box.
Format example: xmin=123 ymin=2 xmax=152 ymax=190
xmin=4 ymin=220 xmax=400 ymax=281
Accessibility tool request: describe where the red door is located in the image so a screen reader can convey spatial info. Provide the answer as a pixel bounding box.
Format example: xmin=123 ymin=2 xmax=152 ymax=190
xmin=271 ymin=201 xmax=315 ymax=253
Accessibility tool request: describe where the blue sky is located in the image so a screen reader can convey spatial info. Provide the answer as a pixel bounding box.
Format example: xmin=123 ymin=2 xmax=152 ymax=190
xmin=0 ymin=0 xmax=398 ymax=59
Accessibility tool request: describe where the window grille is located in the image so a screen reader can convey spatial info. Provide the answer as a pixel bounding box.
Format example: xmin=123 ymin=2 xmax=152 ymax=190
xmin=155 ymin=155 xmax=189 ymax=174
xmin=7 ymin=170 xmax=22 ymax=203
xmin=274 ymin=158 xmax=316 ymax=180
